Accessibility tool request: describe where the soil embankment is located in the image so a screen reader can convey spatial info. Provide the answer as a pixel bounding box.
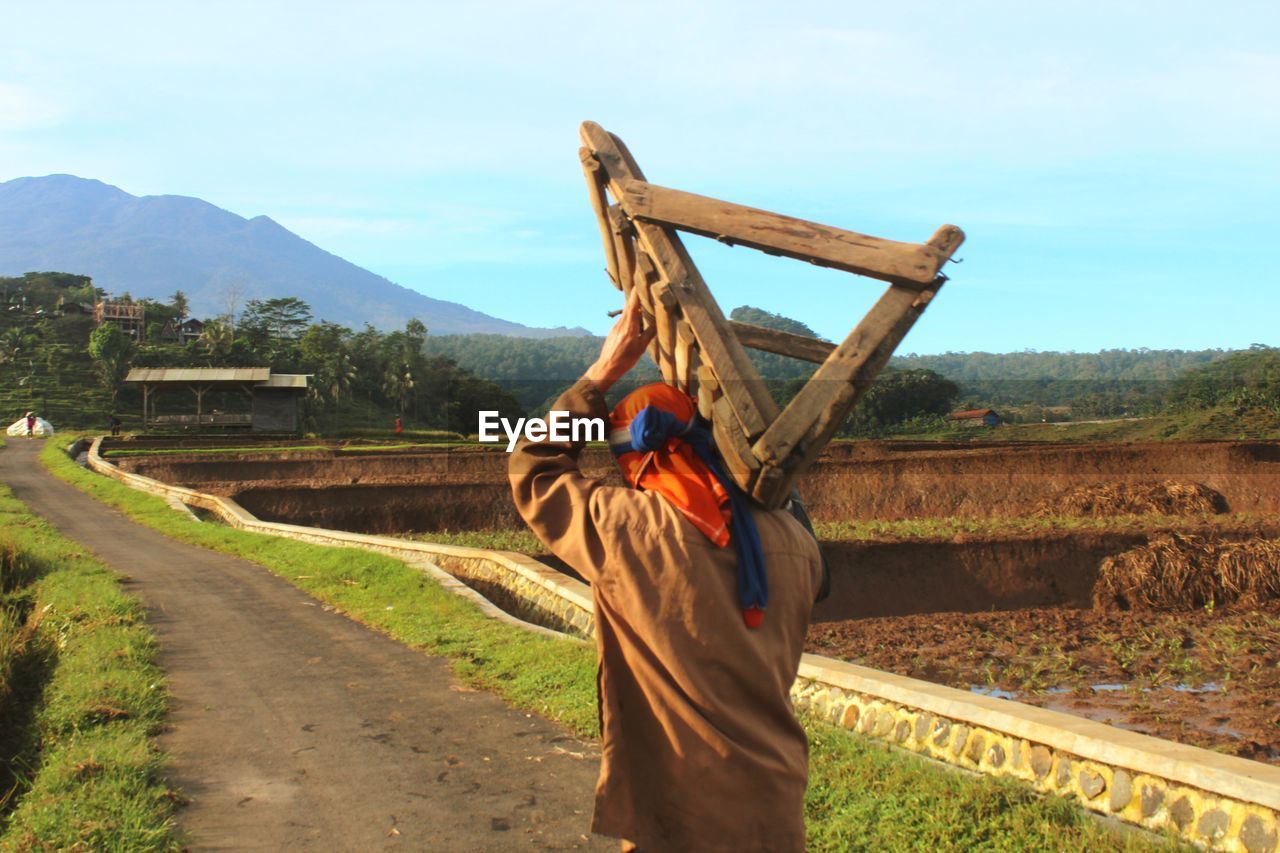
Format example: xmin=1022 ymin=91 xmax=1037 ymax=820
xmin=111 ymin=439 xmax=1280 ymax=521
xmin=105 ymin=435 xmax=1280 ymax=764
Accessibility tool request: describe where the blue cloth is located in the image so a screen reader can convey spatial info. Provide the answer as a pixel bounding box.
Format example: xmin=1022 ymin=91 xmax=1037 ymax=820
xmin=613 ymin=405 xmax=768 ymax=615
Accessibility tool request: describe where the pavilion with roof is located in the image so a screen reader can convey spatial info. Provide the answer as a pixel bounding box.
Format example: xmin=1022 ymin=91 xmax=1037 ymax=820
xmin=123 ymin=368 xmax=310 ymax=432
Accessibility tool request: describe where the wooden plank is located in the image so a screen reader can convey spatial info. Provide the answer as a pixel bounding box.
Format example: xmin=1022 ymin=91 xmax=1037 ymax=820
xmin=578 ymin=148 xmax=621 ymax=289
xmin=622 ymin=181 xmax=964 ymax=286
xmin=674 ymin=319 xmax=696 ymax=394
xmin=639 ymin=225 xmax=777 ymax=438
xmin=608 ymin=204 xmax=637 ymax=297
xmin=712 ymin=395 xmax=760 ymax=493
xmin=729 ymin=321 xmax=834 ymax=364
xmin=685 ymin=344 xmax=702 ymax=399
xmin=631 ymin=255 xmax=662 ymax=366
xmin=581 ymin=122 xmax=778 ymax=440
xmin=750 ymin=462 xmax=790 ymax=509
xmin=651 ymin=281 xmax=679 ymax=384
xmin=696 ymin=364 xmax=719 ymax=421
xmin=753 ymin=280 xmax=943 ymax=471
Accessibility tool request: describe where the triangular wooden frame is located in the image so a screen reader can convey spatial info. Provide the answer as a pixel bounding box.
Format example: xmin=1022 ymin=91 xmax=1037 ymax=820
xmin=579 ymin=121 xmax=965 ymax=509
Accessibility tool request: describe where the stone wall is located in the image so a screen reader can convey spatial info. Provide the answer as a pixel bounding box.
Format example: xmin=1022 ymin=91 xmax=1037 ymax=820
xmin=82 ymin=438 xmax=1280 ymax=852
xmin=790 ymin=661 xmax=1279 ymax=852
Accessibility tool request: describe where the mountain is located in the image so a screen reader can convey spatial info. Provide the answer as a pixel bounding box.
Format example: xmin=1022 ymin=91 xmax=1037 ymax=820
xmin=0 ymin=175 xmax=589 ymax=337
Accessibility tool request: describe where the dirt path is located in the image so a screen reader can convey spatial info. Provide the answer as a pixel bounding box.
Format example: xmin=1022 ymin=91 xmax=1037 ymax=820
xmin=0 ymin=440 xmax=610 ymax=851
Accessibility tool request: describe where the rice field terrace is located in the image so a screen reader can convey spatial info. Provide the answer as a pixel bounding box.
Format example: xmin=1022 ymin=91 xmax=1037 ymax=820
xmin=102 ymin=434 xmax=1280 ymax=765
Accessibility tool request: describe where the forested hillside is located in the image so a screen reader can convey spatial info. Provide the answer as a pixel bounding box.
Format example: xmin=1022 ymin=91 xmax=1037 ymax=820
xmin=0 ymin=273 xmax=522 ymax=433
xmin=2 ymin=275 xmax=1272 ymax=440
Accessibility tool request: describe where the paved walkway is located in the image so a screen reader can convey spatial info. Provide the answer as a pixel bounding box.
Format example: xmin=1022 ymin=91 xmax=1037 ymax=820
xmin=0 ymin=440 xmax=609 ymax=851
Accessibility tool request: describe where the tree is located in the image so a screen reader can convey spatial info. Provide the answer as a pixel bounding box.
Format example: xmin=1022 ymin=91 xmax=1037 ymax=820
xmin=198 ymin=319 xmax=235 ymax=364
xmin=729 ymin=305 xmax=823 ymax=339
xmin=0 ymin=327 xmax=32 ymax=370
xmin=383 ymin=360 xmax=414 ymax=418
xmin=240 ymin=297 xmax=313 ymax=345
xmin=171 ymin=290 xmax=190 ymax=325
xmin=220 ymin=280 xmax=245 ymax=330
xmin=299 ymin=323 xmax=356 ymax=405
xmin=88 ymin=323 xmax=135 ymax=406
xmin=840 ymin=368 xmax=959 ymax=437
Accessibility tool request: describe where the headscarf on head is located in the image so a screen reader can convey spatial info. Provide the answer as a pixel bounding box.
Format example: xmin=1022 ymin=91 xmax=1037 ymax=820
xmin=609 ymin=383 xmax=768 ymax=628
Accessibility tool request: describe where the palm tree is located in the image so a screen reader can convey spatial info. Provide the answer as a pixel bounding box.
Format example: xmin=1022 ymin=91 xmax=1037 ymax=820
xmin=382 ymin=362 xmax=414 ymax=418
xmin=171 ymin=290 xmax=190 ymax=326
xmin=199 ymin=320 xmax=235 ymax=364
xmin=314 ymin=349 xmax=356 ymax=405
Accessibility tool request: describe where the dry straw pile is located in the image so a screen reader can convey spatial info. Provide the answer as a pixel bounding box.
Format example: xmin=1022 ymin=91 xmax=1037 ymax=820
xmin=1036 ymin=480 xmax=1226 ymax=518
xmin=1094 ymin=531 xmax=1280 ymax=611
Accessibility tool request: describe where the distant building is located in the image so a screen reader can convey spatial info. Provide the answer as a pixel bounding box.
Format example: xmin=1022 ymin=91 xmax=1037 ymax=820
xmin=60 ymin=301 xmax=94 ymax=316
xmin=159 ymin=318 xmax=205 ymax=344
xmin=950 ymin=408 xmax=1002 ymax=428
xmin=179 ymin=318 xmax=205 ymax=343
xmin=94 ymin=300 xmax=146 ymax=340
xmin=123 ymin=367 xmax=311 ymax=432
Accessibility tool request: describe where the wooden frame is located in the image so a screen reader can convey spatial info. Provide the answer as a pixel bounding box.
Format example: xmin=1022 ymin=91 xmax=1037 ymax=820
xmin=580 ymin=122 xmax=964 ymax=508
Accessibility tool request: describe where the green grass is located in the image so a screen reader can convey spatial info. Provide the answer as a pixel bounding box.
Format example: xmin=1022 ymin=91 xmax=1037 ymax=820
xmin=812 ymin=511 xmax=1276 ymax=543
xmin=0 ymin=477 xmax=178 ymax=850
xmin=394 ymin=528 xmax=547 ymax=554
xmin=803 ymin=724 xmax=1182 ymax=851
xmin=41 ymin=438 xmax=1177 ymax=849
xmin=102 ymin=444 xmax=331 ymax=458
xmin=0 ymin=344 xmax=113 ymax=431
xmin=880 ymin=405 xmax=1280 ymax=444
xmin=102 ymin=441 xmax=472 ymax=459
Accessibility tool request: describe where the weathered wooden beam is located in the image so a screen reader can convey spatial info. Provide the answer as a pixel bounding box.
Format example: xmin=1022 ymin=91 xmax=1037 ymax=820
xmin=621 ymin=180 xmax=964 ymax=286
xmin=696 ymin=364 xmax=719 ymax=421
xmin=581 ymin=121 xmax=779 ymax=440
xmin=579 ymin=148 xmax=622 ymax=289
xmin=651 ymin=281 xmax=679 ymax=383
xmin=712 ymin=395 xmax=761 ymax=492
xmin=675 ymin=319 xmax=697 ymax=394
xmin=607 ymin=204 xmax=637 ymax=297
xmin=729 ymin=321 xmax=834 ymax=364
xmin=753 ymin=279 xmax=944 ymax=469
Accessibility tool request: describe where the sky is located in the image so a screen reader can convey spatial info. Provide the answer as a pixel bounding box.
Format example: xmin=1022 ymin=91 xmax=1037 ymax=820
xmin=1 ymin=0 xmax=1277 ymax=353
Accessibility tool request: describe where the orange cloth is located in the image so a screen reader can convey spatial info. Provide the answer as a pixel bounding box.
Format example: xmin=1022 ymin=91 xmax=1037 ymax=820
xmin=609 ymin=383 xmax=732 ymax=547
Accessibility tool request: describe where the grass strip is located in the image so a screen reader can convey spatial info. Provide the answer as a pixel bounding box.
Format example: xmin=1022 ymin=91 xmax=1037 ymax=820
xmin=813 ymin=511 xmax=1277 ymax=543
xmin=393 ymin=528 xmax=547 ymax=555
xmin=102 ymin=445 xmax=331 ymax=458
xmin=0 ymin=478 xmax=178 ymax=850
xmin=393 ymin=511 xmax=1277 ymax=555
xmin=41 ymin=438 xmax=1178 ymax=850
xmin=102 ymin=441 xmax=478 ymax=459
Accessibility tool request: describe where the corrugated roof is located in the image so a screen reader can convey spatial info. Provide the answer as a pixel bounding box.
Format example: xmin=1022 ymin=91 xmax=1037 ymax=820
xmin=950 ymin=409 xmax=997 ymax=419
xmin=125 ymin=368 xmax=271 ymax=383
xmin=256 ymin=374 xmax=311 ymax=389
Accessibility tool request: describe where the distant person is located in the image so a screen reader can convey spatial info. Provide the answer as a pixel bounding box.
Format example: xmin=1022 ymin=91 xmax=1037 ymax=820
xmin=394 ymin=416 xmax=404 ymax=436
xmin=25 ymin=411 xmax=35 ymax=437
xmin=110 ymin=414 xmax=122 ymax=437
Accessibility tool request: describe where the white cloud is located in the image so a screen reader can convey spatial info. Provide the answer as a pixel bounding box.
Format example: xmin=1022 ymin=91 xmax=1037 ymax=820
xmin=0 ymin=82 xmax=62 ymax=131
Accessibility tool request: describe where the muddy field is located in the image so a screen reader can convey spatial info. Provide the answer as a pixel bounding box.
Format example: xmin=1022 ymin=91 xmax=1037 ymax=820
xmin=103 ymin=436 xmax=1280 ymax=762
xmin=809 ymin=604 xmax=1280 ymax=763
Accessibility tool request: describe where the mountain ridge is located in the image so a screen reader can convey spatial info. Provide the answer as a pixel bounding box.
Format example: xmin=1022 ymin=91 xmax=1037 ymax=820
xmin=0 ymin=174 xmax=589 ymax=338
